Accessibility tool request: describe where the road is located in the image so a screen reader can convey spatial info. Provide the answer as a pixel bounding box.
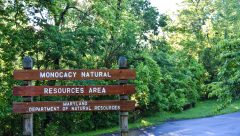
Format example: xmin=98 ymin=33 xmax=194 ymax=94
xmin=103 ymin=112 xmax=240 ymax=136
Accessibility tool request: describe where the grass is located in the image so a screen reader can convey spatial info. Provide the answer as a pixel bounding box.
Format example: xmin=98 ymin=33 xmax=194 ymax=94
xmin=67 ymin=99 xmax=240 ymax=136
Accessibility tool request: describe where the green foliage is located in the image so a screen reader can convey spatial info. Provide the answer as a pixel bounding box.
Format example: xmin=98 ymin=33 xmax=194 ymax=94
xmin=208 ymin=39 xmax=240 ymax=110
xmin=131 ymin=41 xmax=206 ymax=113
xmin=1 ymin=0 xmax=239 ymax=135
xmin=167 ymin=0 xmax=240 ymax=111
xmin=44 ymin=122 xmax=60 ymax=136
xmin=200 ymin=47 xmax=220 ymax=83
xmin=151 ymin=43 xmax=206 ymax=112
xmin=0 ymin=0 xmax=167 ymax=135
xmin=133 ymin=53 xmax=162 ymax=111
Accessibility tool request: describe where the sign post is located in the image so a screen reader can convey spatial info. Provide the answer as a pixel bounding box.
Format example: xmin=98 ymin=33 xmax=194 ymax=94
xmin=13 ymin=56 xmax=136 ymax=136
xmin=119 ymin=56 xmax=129 ymax=136
xmin=22 ymin=56 xmax=33 ymax=136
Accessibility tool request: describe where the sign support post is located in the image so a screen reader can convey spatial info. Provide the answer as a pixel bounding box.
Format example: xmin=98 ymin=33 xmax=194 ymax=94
xmin=119 ymin=56 xmax=129 ymax=136
xmin=22 ymin=56 xmax=33 ymax=136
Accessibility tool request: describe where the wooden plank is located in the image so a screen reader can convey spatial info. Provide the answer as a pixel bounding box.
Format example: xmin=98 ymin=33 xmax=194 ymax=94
xmin=22 ymin=56 xmax=33 ymax=136
xmin=13 ymin=100 xmax=135 ymax=113
xmin=13 ymin=69 xmax=136 ymax=80
xmin=13 ymin=85 xmax=135 ymax=96
xmin=119 ymin=56 xmax=129 ymax=135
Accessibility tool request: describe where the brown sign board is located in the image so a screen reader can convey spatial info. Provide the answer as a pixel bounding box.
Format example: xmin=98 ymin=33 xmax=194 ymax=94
xmin=13 ymin=69 xmax=136 ymax=80
xmin=13 ymin=100 xmax=135 ymax=113
xmin=13 ymin=85 xmax=135 ymax=96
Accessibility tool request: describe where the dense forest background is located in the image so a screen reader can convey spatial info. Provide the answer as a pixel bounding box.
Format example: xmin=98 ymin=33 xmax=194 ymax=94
xmin=0 ymin=0 xmax=239 ymax=135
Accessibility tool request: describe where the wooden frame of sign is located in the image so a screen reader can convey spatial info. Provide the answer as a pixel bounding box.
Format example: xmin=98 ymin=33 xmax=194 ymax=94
xmin=13 ymin=56 xmax=135 ymax=136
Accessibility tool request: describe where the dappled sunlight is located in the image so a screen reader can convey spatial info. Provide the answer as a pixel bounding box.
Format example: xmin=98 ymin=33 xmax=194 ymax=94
xmin=233 ymin=106 xmax=240 ymax=110
xmin=141 ymin=119 xmax=153 ymax=127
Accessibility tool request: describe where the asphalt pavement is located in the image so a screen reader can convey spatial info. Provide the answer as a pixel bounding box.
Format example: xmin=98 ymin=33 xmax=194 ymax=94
xmin=102 ymin=112 xmax=240 ymax=136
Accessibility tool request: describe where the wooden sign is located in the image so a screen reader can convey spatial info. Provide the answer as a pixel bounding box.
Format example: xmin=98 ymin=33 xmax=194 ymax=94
xmin=13 ymin=69 xmax=136 ymax=80
xmin=13 ymin=100 xmax=135 ymax=113
xmin=13 ymin=85 xmax=135 ymax=96
xmin=14 ymin=57 xmax=135 ymax=136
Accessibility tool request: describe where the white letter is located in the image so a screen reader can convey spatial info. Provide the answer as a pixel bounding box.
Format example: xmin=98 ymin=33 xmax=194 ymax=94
xmin=102 ymin=87 xmax=106 ymax=93
xmin=68 ymin=72 xmax=72 ymax=77
xmin=40 ymin=72 xmax=45 ymax=78
xmin=81 ymin=72 xmax=86 ymax=77
xmin=44 ymin=88 xmax=48 ymax=94
xmin=72 ymin=72 xmax=77 ymax=77
xmin=59 ymin=72 xmax=63 ymax=78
